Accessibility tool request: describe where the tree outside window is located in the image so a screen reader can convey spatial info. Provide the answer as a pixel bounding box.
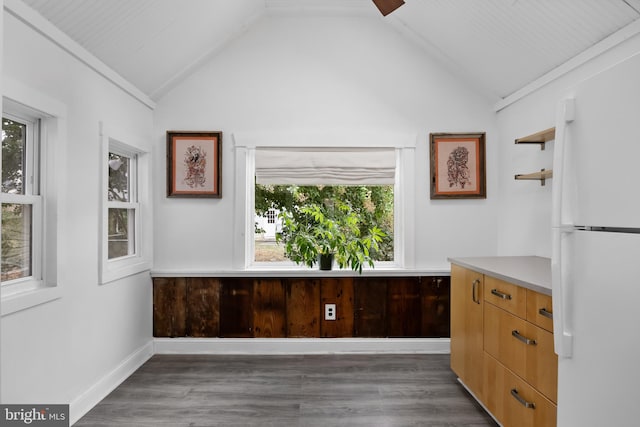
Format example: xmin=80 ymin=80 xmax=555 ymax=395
xmin=107 ymin=152 xmax=135 ymax=259
xmin=1 ymin=117 xmax=36 ymax=282
xmin=254 ymin=184 xmax=394 ymax=264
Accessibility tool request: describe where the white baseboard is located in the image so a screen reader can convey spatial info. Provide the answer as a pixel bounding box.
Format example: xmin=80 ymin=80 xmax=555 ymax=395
xmin=69 ymin=340 xmax=154 ymax=426
xmin=154 ymin=337 xmax=451 ymax=355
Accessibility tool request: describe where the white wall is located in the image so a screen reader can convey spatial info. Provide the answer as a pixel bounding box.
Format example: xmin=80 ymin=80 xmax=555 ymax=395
xmin=1 ymin=10 xmax=153 ymax=422
xmin=153 ymin=14 xmax=499 ymax=272
xmin=496 ymin=31 xmax=640 ymax=257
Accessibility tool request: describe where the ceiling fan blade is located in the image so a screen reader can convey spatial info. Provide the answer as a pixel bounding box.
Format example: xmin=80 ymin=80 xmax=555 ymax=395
xmin=372 ymin=0 xmax=405 ymax=16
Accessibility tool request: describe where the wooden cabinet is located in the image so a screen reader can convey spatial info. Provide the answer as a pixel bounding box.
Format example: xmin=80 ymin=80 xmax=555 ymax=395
xmin=153 ymin=276 xmax=451 ymax=339
xmin=484 ymin=303 xmax=557 ymax=403
xmin=450 ymin=264 xmax=485 ymax=397
xmin=451 ymin=263 xmax=557 ymax=427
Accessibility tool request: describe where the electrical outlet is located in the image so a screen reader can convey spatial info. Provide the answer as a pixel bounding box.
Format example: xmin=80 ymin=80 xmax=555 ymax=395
xmin=325 ymin=303 xmax=336 ymax=321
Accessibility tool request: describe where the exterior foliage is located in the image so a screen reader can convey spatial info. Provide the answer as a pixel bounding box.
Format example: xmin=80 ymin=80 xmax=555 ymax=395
xmin=1 ymin=118 xmax=30 ymax=280
xmin=256 ymin=184 xmax=394 ymax=263
xmin=277 ymin=202 xmax=385 ymax=273
xmin=256 ymin=184 xmax=392 ymax=272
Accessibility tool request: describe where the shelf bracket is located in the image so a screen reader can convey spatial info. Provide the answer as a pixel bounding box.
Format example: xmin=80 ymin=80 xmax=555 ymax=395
xmin=514 ymin=168 xmax=552 ymax=186
xmin=514 ymin=127 xmax=555 ymax=150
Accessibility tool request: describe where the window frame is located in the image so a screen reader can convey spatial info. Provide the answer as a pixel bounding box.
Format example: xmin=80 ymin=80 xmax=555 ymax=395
xmin=107 ymin=146 xmax=138 ymax=260
xmin=99 ymin=122 xmax=151 ymax=285
xmin=233 ymin=131 xmax=416 ymax=271
xmin=1 ymin=82 xmax=66 ymax=316
xmin=1 ymin=111 xmax=43 ymax=291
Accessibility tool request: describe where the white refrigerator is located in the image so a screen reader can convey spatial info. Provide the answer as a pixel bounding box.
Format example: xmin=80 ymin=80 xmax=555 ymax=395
xmin=552 ymin=52 xmax=640 ymax=426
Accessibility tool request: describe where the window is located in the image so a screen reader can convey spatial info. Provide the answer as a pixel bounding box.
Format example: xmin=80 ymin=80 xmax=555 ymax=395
xmin=107 ymin=151 xmax=136 ymax=259
xmin=100 ymin=125 xmax=150 ymax=284
xmin=1 ymin=113 xmax=41 ymax=286
xmin=233 ymin=131 xmax=415 ymax=271
xmin=1 ymin=87 xmax=65 ymax=315
xmin=254 ymin=184 xmax=394 ymax=264
xmin=266 ymin=208 xmax=277 ymax=224
xmin=251 ymin=147 xmax=397 ymax=267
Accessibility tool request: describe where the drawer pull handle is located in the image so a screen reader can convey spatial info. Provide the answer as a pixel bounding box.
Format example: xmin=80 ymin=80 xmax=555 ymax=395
xmin=512 ymin=330 xmax=537 ymax=345
xmin=491 ymin=289 xmax=512 ymax=300
xmin=538 ymin=307 xmax=553 ymax=319
xmin=471 ymin=279 xmax=481 ymax=305
xmin=511 ymin=388 xmax=536 ymax=409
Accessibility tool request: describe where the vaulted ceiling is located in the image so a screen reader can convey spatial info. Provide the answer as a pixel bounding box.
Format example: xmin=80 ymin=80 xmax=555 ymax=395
xmin=16 ymin=0 xmax=640 ymax=106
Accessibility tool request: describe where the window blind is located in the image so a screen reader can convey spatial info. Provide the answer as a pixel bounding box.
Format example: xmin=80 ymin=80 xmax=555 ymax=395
xmin=255 ymin=147 xmax=396 ymax=185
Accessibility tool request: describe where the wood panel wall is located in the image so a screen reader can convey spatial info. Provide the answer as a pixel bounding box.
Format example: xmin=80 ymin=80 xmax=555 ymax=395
xmin=153 ymin=276 xmax=450 ymax=338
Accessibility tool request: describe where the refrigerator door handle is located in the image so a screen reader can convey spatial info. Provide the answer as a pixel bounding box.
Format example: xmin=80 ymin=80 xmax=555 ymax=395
xmin=552 ymin=227 xmax=574 ymax=358
xmin=552 ymin=96 xmax=576 ymax=358
xmin=551 ymin=97 xmax=575 ymax=229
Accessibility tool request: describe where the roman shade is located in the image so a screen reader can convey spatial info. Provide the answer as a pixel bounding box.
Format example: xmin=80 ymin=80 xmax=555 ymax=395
xmin=255 ymin=147 xmax=396 ymax=185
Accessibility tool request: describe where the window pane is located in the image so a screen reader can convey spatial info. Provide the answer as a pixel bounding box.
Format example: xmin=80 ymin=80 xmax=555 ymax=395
xmin=108 ymin=153 xmax=130 ymax=202
xmin=2 ymin=117 xmax=26 ymax=195
xmin=254 ymin=184 xmax=394 ymax=263
xmin=108 ymin=208 xmax=135 ymax=259
xmin=1 ymin=203 xmax=32 ymax=281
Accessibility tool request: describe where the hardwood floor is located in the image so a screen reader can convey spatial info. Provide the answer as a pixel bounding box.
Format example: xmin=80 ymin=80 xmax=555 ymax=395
xmin=75 ymin=354 xmax=498 ymax=427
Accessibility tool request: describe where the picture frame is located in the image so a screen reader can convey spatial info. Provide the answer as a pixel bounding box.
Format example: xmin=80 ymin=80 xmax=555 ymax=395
xmin=430 ymin=132 xmax=486 ymax=199
xmin=167 ymin=131 xmax=222 ymax=198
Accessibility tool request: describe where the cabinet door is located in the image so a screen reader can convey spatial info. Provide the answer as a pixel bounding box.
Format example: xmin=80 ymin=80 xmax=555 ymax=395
xmin=450 ymin=264 xmax=484 ymax=396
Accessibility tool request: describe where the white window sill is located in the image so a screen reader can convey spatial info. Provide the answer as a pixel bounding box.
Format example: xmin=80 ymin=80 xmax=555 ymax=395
xmin=1 ymin=285 xmax=63 ymax=317
xmin=101 ymin=257 xmax=151 ymax=285
xmin=151 ymin=266 xmax=450 ymax=278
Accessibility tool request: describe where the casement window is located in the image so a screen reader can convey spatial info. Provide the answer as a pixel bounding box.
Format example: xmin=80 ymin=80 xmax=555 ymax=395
xmin=100 ymin=124 xmax=150 ymax=284
xmin=1 ymin=112 xmax=42 ymax=288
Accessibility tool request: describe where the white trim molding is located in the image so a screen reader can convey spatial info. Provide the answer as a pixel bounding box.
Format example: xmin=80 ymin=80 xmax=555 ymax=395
xmin=69 ymin=341 xmax=154 ymax=425
xmin=4 ymin=0 xmax=155 ymax=110
xmin=1 ymin=78 xmax=68 ymax=316
xmin=154 ymin=338 xmax=450 ymax=355
xmin=98 ymin=121 xmax=152 ymax=285
xmin=233 ymin=130 xmax=417 ymax=149
xmin=494 ymin=18 xmax=640 ymax=112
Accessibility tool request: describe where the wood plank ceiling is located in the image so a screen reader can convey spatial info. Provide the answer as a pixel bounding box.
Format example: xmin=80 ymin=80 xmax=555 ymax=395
xmin=17 ymin=0 xmax=640 ymax=103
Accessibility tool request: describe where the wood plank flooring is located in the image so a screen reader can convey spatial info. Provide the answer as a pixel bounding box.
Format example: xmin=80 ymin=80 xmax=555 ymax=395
xmin=75 ymin=354 xmax=498 ymax=427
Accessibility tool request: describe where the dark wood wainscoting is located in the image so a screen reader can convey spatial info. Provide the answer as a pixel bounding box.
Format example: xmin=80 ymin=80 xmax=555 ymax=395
xmin=153 ymin=276 xmax=450 ymax=339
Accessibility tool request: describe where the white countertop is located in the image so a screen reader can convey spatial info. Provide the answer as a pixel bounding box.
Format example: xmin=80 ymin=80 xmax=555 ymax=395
xmin=447 ymin=256 xmax=552 ymax=296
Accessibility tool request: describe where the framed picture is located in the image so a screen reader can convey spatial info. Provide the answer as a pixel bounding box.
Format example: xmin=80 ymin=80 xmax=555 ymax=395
xmin=430 ymin=132 xmax=486 ymax=199
xmin=167 ymin=131 xmax=222 ymax=198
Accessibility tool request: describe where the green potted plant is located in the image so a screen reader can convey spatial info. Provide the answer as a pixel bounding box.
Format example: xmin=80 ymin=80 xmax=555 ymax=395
xmin=277 ymin=202 xmax=386 ymax=273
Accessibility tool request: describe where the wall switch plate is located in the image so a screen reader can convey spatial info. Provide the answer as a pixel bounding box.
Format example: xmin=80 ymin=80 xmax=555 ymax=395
xmin=325 ymin=303 xmax=336 ymax=321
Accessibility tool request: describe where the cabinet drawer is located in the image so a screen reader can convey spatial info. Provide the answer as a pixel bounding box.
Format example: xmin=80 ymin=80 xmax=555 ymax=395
xmin=484 ymin=303 xmax=527 ymax=375
xmin=484 ymin=304 xmax=558 ymax=403
xmin=484 ymin=354 xmax=557 ymax=427
xmin=526 ymin=290 xmax=554 ymax=332
xmin=484 ymin=276 xmax=526 ymax=318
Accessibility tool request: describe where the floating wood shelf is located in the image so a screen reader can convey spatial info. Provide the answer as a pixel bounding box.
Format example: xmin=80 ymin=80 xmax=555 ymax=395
xmin=514 ymin=127 xmax=555 ymax=150
xmin=515 ymin=169 xmax=553 ymax=186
